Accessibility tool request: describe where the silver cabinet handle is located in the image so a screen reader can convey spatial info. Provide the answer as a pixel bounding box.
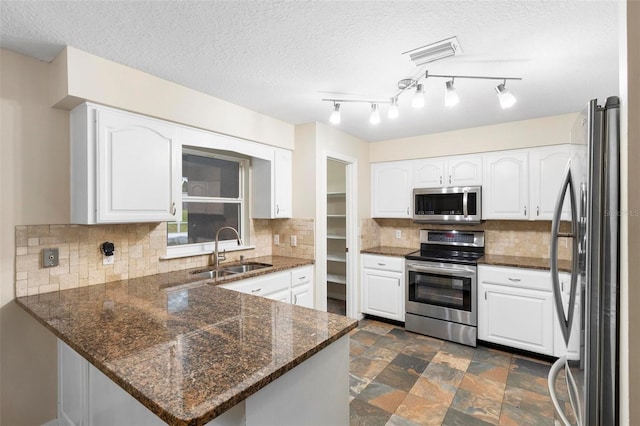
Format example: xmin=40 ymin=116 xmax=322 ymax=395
xmin=377 ymin=263 xmax=386 ymax=266
xmin=449 ymin=175 xmax=452 ymax=184
xmin=484 ymin=291 xmax=487 ymax=300
xmin=298 ymin=276 xmax=306 ymax=280
xmin=524 ymin=205 xmax=527 ymax=216
xmin=508 ymin=278 xmax=521 ymax=282
xmin=439 ymin=176 xmax=442 ymax=185
xmin=293 ymin=293 xmax=298 ymax=304
xmin=537 ymin=206 xmax=540 ymax=216
xmin=171 ymin=202 xmax=176 ymax=215
xmin=276 ymin=204 xmax=280 ymax=214
xmin=251 ymin=288 xmax=261 ymax=293
xmin=397 ymin=278 xmax=400 ymax=287
xmin=406 ymin=207 xmax=409 ymax=215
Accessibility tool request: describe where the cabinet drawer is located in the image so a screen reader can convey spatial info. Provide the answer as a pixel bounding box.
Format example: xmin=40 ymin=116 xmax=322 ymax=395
xmin=220 ymin=271 xmax=290 ymax=296
xmin=362 ymin=254 xmax=404 ymax=272
xmin=291 ymin=267 xmax=312 ymax=287
xmin=478 ymin=265 xmax=552 ymax=292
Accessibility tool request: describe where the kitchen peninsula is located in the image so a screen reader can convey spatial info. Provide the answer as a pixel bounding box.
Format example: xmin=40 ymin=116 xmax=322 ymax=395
xmin=16 ymin=261 xmax=357 ymax=426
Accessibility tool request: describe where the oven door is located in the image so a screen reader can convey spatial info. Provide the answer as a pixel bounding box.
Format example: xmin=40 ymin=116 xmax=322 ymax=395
xmin=406 ymin=261 xmax=477 ymax=326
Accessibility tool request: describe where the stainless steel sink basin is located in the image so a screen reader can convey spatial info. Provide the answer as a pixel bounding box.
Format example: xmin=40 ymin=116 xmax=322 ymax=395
xmin=220 ymin=262 xmax=272 ymax=274
xmin=189 ymin=262 xmax=272 ymax=279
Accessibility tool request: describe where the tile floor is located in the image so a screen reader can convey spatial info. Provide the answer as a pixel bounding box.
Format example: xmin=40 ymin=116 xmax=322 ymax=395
xmin=349 ymin=318 xmax=572 ymax=426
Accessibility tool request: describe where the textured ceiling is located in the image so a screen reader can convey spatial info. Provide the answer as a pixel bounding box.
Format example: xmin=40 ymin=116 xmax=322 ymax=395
xmin=0 ymin=1 xmax=620 ymax=142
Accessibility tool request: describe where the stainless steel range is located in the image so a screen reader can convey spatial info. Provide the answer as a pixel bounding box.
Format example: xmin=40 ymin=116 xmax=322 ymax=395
xmin=405 ymin=229 xmax=484 ymax=347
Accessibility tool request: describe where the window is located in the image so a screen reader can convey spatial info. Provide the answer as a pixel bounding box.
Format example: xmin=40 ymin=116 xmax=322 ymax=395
xmin=167 ymin=148 xmax=248 ymax=256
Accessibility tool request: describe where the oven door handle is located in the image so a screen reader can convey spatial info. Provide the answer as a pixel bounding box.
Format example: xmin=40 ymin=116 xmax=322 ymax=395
xmin=407 ymin=263 xmax=475 ymax=277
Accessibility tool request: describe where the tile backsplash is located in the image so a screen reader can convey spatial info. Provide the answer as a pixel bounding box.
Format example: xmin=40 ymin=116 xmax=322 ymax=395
xmin=15 ymin=218 xmax=313 ymax=297
xmin=361 ymin=218 xmax=573 ymax=260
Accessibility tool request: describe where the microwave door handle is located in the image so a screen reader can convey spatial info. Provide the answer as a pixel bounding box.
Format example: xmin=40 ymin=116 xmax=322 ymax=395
xmin=463 ymin=191 xmax=468 ymax=217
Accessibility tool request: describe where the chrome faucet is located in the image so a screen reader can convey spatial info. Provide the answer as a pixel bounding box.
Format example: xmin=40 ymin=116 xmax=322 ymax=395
xmin=213 ymin=226 xmax=243 ymax=268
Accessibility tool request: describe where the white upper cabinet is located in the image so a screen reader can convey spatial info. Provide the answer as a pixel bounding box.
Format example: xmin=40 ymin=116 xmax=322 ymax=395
xmin=482 ymin=150 xmax=529 ymax=220
xmin=529 ymin=145 xmax=571 ymax=221
xmin=371 ymin=161 xmax=413 ymax=218
xmin=252 ymin=148 xmax=293 ymax=219
xmin=71 ymin=103 xmax=181 ymax=224
xmin=447 ymin=155 xmax=483 ymax=187
xmin=413 ymin=155 xmax=482 ymax=188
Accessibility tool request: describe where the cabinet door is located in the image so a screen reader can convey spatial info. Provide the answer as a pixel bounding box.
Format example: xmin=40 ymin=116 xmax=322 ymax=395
xmin=371 ymin=161 xmax=412 ymax=218
xmin=292 ymin=284 xmax=313 ymax=308
xmin=554 ymin=273 xmax=581 ymax=359
xmin=529 ymin=146 xmax=571 ymax=221
xmin=59 ymin=340 xmax=88 ymax=426
xmin=96 ymin=109 xmax=180 ymax=222
xmin=478 ymin=282 xmax=554 ymax=355
xmin=362 ymin=268 xmax=403 ymax=321
xmin=274 ymin=148 xmax=292 ymax=218
xmin=413 ymin=159 xmax=445 ymax=188
xmin=482 ymin=150 xmax=529 ymax=220
xmin=447 ymin=155 xmax=483 ymax=187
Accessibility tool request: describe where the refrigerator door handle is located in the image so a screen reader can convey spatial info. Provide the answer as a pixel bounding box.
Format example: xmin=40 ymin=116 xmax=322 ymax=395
xmin=550 ymin=163 xmax=579 ymax=345
xmin=549 ymin=356 xmax=579 ymax=426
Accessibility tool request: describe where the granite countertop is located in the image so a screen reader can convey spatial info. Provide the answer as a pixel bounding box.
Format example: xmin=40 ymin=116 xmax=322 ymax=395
xmin=478 ymin=254 xmax=573 ymax=273
xmin=360 ymin=246 xmax=416 ymax=257
xmin=15 ymin=256 xmax=357 ymax=426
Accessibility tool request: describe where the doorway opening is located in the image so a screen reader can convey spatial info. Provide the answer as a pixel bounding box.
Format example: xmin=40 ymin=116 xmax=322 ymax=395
xmin=326 ymin=159 xmax=347 ymax=315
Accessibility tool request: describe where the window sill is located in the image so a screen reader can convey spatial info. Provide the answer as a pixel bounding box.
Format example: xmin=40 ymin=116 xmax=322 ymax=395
xmin=160 ymin=244 xmax=257 ymax=260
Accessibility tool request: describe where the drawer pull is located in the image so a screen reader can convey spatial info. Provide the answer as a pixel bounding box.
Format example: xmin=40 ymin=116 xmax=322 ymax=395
xmin=298 ymin=276 xmax=306 ymax=280
xmin=377 ymin=263 xmax=386 ymax=266
xmin=508 ymin=278 xmax=521 ymax=282
xmin=485 ymin=291 xmax=487 ymax=300
xmin=251 ymin=288 xmax=262 ymax=293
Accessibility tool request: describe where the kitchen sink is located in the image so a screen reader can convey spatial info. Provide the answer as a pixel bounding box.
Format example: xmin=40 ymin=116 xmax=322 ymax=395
xmin=190 ymin=262 xmax=273 ymax=279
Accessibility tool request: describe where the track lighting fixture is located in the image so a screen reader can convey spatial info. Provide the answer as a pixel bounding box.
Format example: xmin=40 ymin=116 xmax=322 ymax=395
xmin=369 ymin=104 xmax=380 ymax=125
xmin=444 ymin=79 xmax=459 ymax=108
xmin=495 ymin=80 xmax=517 ymax=109
xmin=411 ymin=84 xmax=426 ymax=108
xmin=329 ymin=102 xmax=341 ymax=125
xmin=322 ymin=71 xmax=521 ymax=125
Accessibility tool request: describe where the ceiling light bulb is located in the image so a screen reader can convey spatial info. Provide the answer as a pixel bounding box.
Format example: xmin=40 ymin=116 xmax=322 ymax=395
xmin=495 ymin=83 xmax=516 ymax=109
xmin=369 ymin=104 xmax=381 ymax=125
xmin=388 ymin=98 xmax=399 ymax=119
xmin=329 ymin=103 xmax=341 ymax=125
xmin=444 ymin=80 xmax=459 ymax=108
xmin=411 ymin=84 xmax=426 ymax=108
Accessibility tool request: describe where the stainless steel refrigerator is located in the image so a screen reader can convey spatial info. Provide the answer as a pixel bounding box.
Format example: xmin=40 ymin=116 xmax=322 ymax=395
xmin=548 ymin=97 xmax=620 ymax=425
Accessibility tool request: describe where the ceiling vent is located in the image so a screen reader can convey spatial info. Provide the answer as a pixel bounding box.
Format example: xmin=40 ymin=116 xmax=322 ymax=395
xmin=403 ymin=36 xmax=462 ymax=66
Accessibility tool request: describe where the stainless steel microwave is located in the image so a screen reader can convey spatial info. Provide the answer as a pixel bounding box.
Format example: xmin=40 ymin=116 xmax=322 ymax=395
xmin=413 ymin=186 xmax=482 ymax=223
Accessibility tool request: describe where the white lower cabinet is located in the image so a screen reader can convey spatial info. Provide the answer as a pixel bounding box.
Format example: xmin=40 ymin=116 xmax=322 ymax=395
xmin=361 ymin=254 xmax=404 ymax=322
xmin=220 ymin=265 xmax=314 ymax=308
xmin=553 ymin=272 xmax=581 ymax=359
xmin=478 ymin=265 xmax=556 ymax=355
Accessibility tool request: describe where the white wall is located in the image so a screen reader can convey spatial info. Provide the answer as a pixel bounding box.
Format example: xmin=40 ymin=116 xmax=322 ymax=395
xmin=1 ymin=48 xmax=66 ymax=425
xmin=369 ymin=112 xmax=579 ymax=163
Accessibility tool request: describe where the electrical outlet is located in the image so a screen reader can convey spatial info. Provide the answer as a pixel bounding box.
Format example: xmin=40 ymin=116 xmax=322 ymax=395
xmin=42 ymin=248 xmax=59 ymax=267
xmin=290 ymin=235 xmax=297 ymax=247
xmin=103 ymin=255 xmax=114 ymax=265
xmin=274 ymin=234 xmax=280 ymax=245
xmin=395 ymin=229 xmax=402 ymax=239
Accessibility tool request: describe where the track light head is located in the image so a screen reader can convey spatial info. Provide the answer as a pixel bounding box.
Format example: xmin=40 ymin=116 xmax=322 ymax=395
xmin=329 ymin=102 xmax=341 ymax=125
xmin=369 ymin=104 xmax=381 ymax=125
xmin=411 ymin=84 xmax=426 ymax=109
xmin=444 ymin=80 xmax=459 ymax=108
xmin=388 ymin=98 xmax=399 ymax=119
xmin=495 ymin=81 xmax=516 ymax=109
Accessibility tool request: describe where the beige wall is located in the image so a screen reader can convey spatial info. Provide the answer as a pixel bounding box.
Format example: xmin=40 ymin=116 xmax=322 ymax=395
xmin=292 ymin=123 xmax=317 ymax=218
xmin=622 ymin=1 xmax=640 ymax=424
xmin=1 ymin=48 xmax=66 ymax=425
xmin=369 ymin=112 xmax=578 ymax=163
xmin=50 ymin=47 xmax=295 ymax=150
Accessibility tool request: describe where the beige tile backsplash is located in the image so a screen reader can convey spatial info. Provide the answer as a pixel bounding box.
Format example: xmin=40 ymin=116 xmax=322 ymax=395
xmin=15 ymin=218 xmax=313 ymax=297
xmin=16 ymin=215 xmax=565 ymax=297
xmin=361 ymin=218 xmax=572 ymax=260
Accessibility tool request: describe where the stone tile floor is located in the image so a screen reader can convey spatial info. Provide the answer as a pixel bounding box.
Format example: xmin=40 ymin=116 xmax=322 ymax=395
xmin=349 ymin=318 xmax=573 ymax=426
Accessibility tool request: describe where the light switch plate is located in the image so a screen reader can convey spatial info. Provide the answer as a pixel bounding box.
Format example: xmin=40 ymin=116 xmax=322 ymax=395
xmin=42 ymin=248 xmax=59 ymax=267
xmin=274 ymin=234 xmax=280 ymax=245
xmin=395 ymin=230 xmax=402 ymax=239
xmin=290 ymin=235 xmax=297 ymax=247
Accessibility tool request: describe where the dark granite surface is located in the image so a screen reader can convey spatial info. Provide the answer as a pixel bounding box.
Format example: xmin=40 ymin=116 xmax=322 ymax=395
xmin=478 ymin=254 xmax=573 ymax=273
xmin=360 ymin=246 xmax=416 ymax=257
xmin=15 ymin=256 xmax=357 ymax=426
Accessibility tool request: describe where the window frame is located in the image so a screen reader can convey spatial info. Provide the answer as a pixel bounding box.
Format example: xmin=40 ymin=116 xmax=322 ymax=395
xmin=165 ymin=147 xmax=252 ymax=259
